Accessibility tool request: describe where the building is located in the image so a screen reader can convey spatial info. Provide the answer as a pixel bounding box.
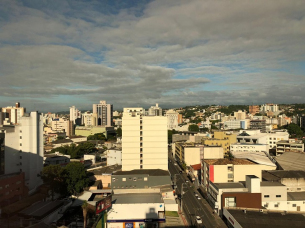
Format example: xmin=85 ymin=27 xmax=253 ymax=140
xmin=106 ymin=149 xmax=122 ymax=166
xmin=249 ymin=105 xmax=260 ymax=115
xmin=51 ymin=117 xmax=74 ymax=137
xmin=43 ymin=153 xmax=70 ymax=166
xmin=148 ymin=103 xmax=162 ymax=116
xmin=234 ymin=110 xmax=246 ymax=120
xmin=224 ymin=120 xmax=245 ymax=130
xmin=75 ymin=126 xmax=114 ymax=138
xmin=275 ymin=152 xmax=305 ymax=170
xmin=1 ymin=102 xmax=26 ymax=125
xmin=260 ymin=104 xmax=279 ymax=114
xmin=201 ymin=131 xmax=237 ymax=154
xmin=107 ymin=193 xmax=165 ymax=228
xmin=4 ymin=112 xmax=43 ymax=193
xmin=276 ymin=139 xmax=304 ymax=156
xmin=69 ymin=105 xmax=81 ymax=125
xmin=93 ymin=100 xmax=113 ymax=127
xmin=172 ymin=132 xmax=208 ymax=143
xmin=230 ymin=143 xmax=269 ymax=154
xmin=250 ymin=119 xmax=266 ymax=132
xmin=165 ymin=109 xmax=179 ymax=129
xmin=81 ymin=111 xmax=96 ymax=126
xmin=201 ymin=158 xmax=276 ymax=190
xmin=174 ymin=142 xmax=203 ymax=166
xmin=122 ymin=108 xmax=167 ymax=171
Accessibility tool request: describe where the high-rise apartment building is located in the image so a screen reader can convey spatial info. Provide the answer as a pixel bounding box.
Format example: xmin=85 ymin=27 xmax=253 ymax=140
xmin=260 ymin=104 xmax=279 ymax=113
xmin=234 ymin=110 xmax=246 ymax=120
xmin=148 ymin=103 xmax=162 ymax=116
xmin=51 ymin=117 xmax=74 ymax=136
xmin=1 ymin=102 xmax=26 ymax=125
xmin=81 ymin=111 xmax=96 ymax=127
xmin=4 ymin=111 xmax=43 ymax=192
xmin=122 ymin=108 xmax=168 ymax=171
xmin=249 ymin=105 xmax=260 ymax=115
xmin=93 ymin=100 xmax=113 ymax=127
xmin=165 ymin=109 xmax=179 ymax=129
xmin=69 ymin=106 xmax=81 ymax=125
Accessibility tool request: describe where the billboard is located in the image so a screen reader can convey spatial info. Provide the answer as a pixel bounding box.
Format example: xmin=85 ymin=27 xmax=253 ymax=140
xmin=96 ymin=195 xmax=112 ymax=214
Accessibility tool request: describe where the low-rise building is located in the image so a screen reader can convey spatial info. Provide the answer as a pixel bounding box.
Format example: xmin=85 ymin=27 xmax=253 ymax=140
xmin=276 ymin=139 xmax=304 ymax=156
xmin=107 ymin=149 xmax=122 ymax=166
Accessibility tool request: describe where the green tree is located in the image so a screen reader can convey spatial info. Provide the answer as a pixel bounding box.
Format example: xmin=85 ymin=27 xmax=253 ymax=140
xmin=188 ymin=124 xmax=199 ymax=132
xmin=87 ymin=133 xmax=106 ymax=141
xmin=287 ymin=123 xmax=304 ymax=137
xmin=64 ymin=162 xmax=89 ymax=195
xmin=41 ymin=165 xmax=66 ymax=200
xmin=116 ymin=128 xmax=122 ymax=137
xmin=78 ymin=142 xmax=97 ymax=155
xmin=168 ymin=129 xmax=177 ymax=144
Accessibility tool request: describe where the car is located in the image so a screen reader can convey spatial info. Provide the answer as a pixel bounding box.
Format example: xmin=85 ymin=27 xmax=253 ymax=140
xmin=195 ymin=193 xmax=198 ymax=197
xmin=186 ymin=180 xmax=189 ymax=183
xmin=174 ymin=163 xmax=177 ymax=165
xmin=197 ymin=196 xmax=201 ymax=200
xmin=196 ymin=216 xmax=202 ymax=224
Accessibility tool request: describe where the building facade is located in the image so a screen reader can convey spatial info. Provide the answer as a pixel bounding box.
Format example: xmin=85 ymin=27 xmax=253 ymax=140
xmin=122 ymin=108 xmax=168 ymax=171
xmin=93 ymin=100 xmax=113 ymax=127
xmin=1 ymin=102 xmax=26 ymax=125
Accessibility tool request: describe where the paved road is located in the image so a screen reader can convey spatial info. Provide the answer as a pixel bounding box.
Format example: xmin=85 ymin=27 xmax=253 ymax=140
xmin=168 ymin=152 xmax=227 ymax=228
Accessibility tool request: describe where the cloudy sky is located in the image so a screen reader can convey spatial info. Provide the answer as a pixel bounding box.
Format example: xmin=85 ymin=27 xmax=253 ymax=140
xmin=1 ymin=0 xmax=305 ymax=112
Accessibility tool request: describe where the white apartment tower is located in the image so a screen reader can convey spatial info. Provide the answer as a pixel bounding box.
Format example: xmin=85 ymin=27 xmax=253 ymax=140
xmin=166 ymin=109 xmax=179 ymax=129
xmin=148 ymin=103 xmax=163 ymax=116
xmin=93 ymin=100 xmax=113 ymax=127
xmin=4 ymin=112 xmax=44 ymax=193
xmin=122 ymin=108 xmax=168 ymax=171
xmin=1 ymin=102 xmax=26 ymax=125
xmin=69 ymin=106 xmax=81 ymax=124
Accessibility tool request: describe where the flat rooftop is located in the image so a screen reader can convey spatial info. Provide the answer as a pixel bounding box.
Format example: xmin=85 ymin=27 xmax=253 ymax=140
xmin=18 ymin=201 xmax=64 ymax=219
xmin=227 ymin=208 xmax=305 ymax=228
xmin=275 ymin=152 xmax=305 ymax=171
xmin=287 ymin=192 xmax=305 ymax=201
xmin=260 ymin=181 xmax=285 ymax=187
xmin=204 ymin=158 xmax=255 ymax=165
xmin=113 ymin=169 xmax=170 ymax=176
xmin=212 ymin=182 xmax=245 ymax=190
xmin=113 ymin=193 xmax=163 ymax=204
xmin=263 ymin=170 xmax=305 ymax=180
xmin=89 ymin=165 xmax=122 ymax=175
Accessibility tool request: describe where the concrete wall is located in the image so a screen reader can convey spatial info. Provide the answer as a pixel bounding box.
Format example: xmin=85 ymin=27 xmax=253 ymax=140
xmin=184 ymin=147 xmax=200 ymax=166
xmin=261 ymin=185 xmax=287 ymax=202
xmin=204 ymin=147 xmax=223 ymax=159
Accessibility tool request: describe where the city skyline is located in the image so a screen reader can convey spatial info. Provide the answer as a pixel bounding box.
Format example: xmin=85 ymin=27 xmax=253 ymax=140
xmin=1 ymin=0 xmax=305 ymax=112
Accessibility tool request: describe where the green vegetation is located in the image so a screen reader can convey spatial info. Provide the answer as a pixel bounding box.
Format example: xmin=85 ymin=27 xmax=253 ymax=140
xmin=51 ymin=142 xmax=97 ymax=159
xmin=279 ymin=123 xmax=304 ymax=138
xmin=87 ymin=133 xmax=106 ymax=141
xmin=116 ymin=128 xmax=122 ymax=137
xmin=168 ymin=129 xmax=177 ymax=144
xmin=218 ymin=105 xmax=248 ymax=115
xmin=165 ymin=211 xmax=179 ymax=217
xmin=188 ymin=124 xmax=199 ymax=132
xmin=41 ymin=162 xmax=90 ymax=199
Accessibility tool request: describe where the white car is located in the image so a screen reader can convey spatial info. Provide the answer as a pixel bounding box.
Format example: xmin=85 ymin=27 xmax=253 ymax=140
xmin=196 ymin=216 xmax=202 ymax=224
xmin=197 ymin=196 xmax=201 ymax=200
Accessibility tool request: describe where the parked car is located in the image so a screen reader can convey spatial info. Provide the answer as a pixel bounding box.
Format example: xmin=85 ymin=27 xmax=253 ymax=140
xmin=196 ymin=216 xmax=202 ymax=224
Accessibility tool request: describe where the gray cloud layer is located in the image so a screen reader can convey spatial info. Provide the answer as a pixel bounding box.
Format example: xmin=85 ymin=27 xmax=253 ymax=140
xmin=0 ymin=0 xmax=305 ymax=112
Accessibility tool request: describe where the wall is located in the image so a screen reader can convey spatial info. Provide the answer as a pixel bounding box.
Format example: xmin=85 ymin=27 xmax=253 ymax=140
xmin=184 ymin=147 xmax=200 ymax=166
xmin=204 ymin=147 xmax=223 ymax=159
xmin=221 ymin=192 xmax=262 ymax=209
xmin=107 ymin=150 xmax=122 ymax=166
xmin=233 ymin=165 xmax=275 ymax=182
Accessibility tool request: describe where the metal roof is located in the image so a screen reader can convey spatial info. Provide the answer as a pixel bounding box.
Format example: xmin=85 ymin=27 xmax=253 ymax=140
xmin=275 ymin=152 xmax=305 ymax=171
xmin=113 ymin=193 xmax=163 ymax=204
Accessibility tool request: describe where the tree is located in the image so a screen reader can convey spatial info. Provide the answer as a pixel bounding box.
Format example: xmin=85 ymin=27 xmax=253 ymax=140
xmin=168 ymin=129 xmax=177 ymax=144
xmin=116 ymin=128 xmax=122 ymax=137
xmin=188 ymin=124 xmax=199 ymax=132
xmin=87 ymin=133 xmax=106 ymax=141
xmin=287 ymin=123 xmax=304 ymax=137
xmin=82 ymin=200 xmax=89 ymax=228
xmin=41 ymin=165 xmax=66 ymax=200
xmin=78 ymin=142 xmax=97 ymax=155
xmin=64 ymin=162 xmax=89 ymax=195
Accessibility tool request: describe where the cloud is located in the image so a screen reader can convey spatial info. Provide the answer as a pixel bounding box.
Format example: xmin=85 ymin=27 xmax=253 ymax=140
xmin=0 ymin=0 xmax=304 ymax=112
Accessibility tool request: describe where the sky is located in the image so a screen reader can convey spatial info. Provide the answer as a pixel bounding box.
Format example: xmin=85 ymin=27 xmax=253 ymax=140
xmin=0 ymin=0 xmax=305 ymax=112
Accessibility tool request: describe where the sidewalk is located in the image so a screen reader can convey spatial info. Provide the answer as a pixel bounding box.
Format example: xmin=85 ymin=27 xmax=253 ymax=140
xmin=161 ymin=207 xmax=188 ymax=227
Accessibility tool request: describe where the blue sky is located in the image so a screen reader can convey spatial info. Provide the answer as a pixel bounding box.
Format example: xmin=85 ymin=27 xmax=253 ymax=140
xmin=0 ymin=0 xmax=305 ymax=112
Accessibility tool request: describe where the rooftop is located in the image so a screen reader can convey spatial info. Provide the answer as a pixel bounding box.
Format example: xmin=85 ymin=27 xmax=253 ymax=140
xmin=260 ymin=181 xmax=285 ymax=187
xmin=113 ymin=169 xmax=170 ymax=176
xmin=89 ymin=165 xmax=122 ymax=175
xmin=263 ymin=170 xmax=305 ymax=180
xmin=232 ymin=151 xmax=276 ymax=167
xmin=212 ymin=182 xmax=246 ymax=190
xmin=113 ymin=193 xmax=163 ymax=204
xmin=288 ymin=192 xmax=305 ymax=201
xmin=204 ymin=158 xmax=255 ymax=165
xmin=227 ymin=208 xmax=305 ymax=228
xmin=275 ymin=152 xmax=305 ymax=171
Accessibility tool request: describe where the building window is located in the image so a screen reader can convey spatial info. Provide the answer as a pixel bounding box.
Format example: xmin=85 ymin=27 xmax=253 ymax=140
xmin=293 ymin=204 xmax=297 ymax=207
xmin=264 ymin=195 xmax=270 ymax=198
xmin=274 ymin=204 xmax=279 ymax=207
xmin=20 ymin=136 xmax=22 ymax=139
xmin=144 ymin=177 xmax=148 ymax=181
xmin=133 ymin=177 xmax=137 ymax=181
xmin=20 ymin=143 xmax=22 ymax=146
xmin=276 ymin=195 xmax=281 ymax=198
xmin=140 ymin=165 xmax=143 ymax=169
xmin=122 ymin=178 xmax=126 ymax=182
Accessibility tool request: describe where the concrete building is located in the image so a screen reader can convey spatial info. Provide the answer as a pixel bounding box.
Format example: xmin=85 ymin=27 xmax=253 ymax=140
xmin=201 ymin=158 xmax=276 ymax=191
xmin=202 ymin=131 xmax=237 ymax=154
xmin=223 ymin=120 xmax=245 ymax=130
xmin=249 ymin=105 xmax=260 ymax=115
xmin=234 ymin=110 xmax=246 ymax=120
xmin=106 ymin=149 xmax=122 ymax=166
xmin=93 ymin=100 xmax=113 ymax=127
xmin=148 ymin=103 xmax=162 ymax=116
xmin=165 ymin=109 xmax=179 ymax=129
xmin=172 ymin=132 xmax=208 ymax=143
xmin=43 ymin=153 xmax=70 ymax=166
xmin=107 ymin=193 xmax=165 ymax=228
xmin=81 ymin=111 xmax=96 ymax=126
xmin=1 ymin=102 xmax=26 ymax=125
xmin=51 ymin=117 xmax=74 ymax=137
xmin=275 ymin=152 xmax=305 ymax=170
xmin=250 ymin=119 xmax=266 ymax=132
xmin=174 ymin=142 xmax=203 ymax=166
xmin=122 ymin=108 xmax=167 ymax=171
xmin=276 ymin=139 xmax=304 ymax=156
xmin=75 ymin=126 xmax=114 ymax=138
xmin=260 ymin=104 xmax=279 ymax=114
xmin=69 ymin=105 xmax=81 ymax=125
xmin=4 ymin=112 xmax=43 ymax=193
xmin=230 ymin=143 xmax=269 ymax=154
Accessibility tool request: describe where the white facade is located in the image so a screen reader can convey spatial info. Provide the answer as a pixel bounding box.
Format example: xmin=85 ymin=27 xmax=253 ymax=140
xmin=230 ymin=143 xmax=269 ymax=154
xmin=224 ymin=120 xmax=242 ymax=130
xmin=234 ymin=110 xmax=246 ymax=120
xmin=5 ymin=112 xmax=43 ymax=192
xmin=81 ymin=112 xmax=96 ymax=126
xmin=2 ymin=103 xmax=25 ymax=125
xmin=92 ymin=100 xmax=113 ymax=127
xmin=148 ymin=103 xmax=162 ymax=116
xmin=69 ymin=106 xmax=81 ymax=124
xmin=122 ymin=108 xmax=168 ymax=171
xmin=107 ymin=149 xmax=122 ymax=166
xmin=51 ymin=117 xmax=73 ymax=136
xmin=260 ymin=104 xmax=279 ymax=113
xmin=166 ymin=109 xmax=179 ymax=129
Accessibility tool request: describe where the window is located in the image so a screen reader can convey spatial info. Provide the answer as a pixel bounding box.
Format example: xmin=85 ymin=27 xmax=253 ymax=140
xmin=122 ymin=178 xmax=126 ymax=182
xmin=133 ymin=177 xmax=137 ymax=181
xmin=140 ymin=165 xmax=143 ymax=169
xmin=264 ymin=195 xmax=270 ymax=198
xmin=293 ymin=204 xmax=297 ymax=207
xmin=144 ymin=177 xmax=148 ymax=181
xmin=276 ymin=195 xmax=281 ymax=198
xmin=20 ymin=136 xmax=22 ymax=139
xmin=112 ymin=178 xmax=116 ymax=182
xmin=20 ymin=143 xmax=22 ymax=146
xmin=274 ymin=204 xmax=278 ymax=207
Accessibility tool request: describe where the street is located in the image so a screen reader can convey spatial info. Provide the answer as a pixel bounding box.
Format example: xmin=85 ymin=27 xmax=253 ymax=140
xmin=168 ymin=151 xmax=227 ymax=228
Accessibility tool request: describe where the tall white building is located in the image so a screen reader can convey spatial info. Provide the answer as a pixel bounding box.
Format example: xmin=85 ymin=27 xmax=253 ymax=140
xmin=4 ymin=111 xmax=44 ymax=192
xmin=1 ymin=102 xmax=26 ymax=125
xmin=166 ymin=109 xmax=179 ymax=129
xmin=234 ymin=110 xmax=246 ymax=120
xmin=69 ymin=106 xmax=81 ymax=124
xmin=148 ymin=103 xmax=162 ymax=116
xmin=92 ymin=100 xmax=113 ymax=127
xmin=81 ymin=111 xmax=96 ymax=126
xmin=260 ymin=104 xmax=279 ymax=113
xmin=51 ymin=117 xmax=73 ymax=136
xmin=122 ymin=108 xmax=168 ymax=171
